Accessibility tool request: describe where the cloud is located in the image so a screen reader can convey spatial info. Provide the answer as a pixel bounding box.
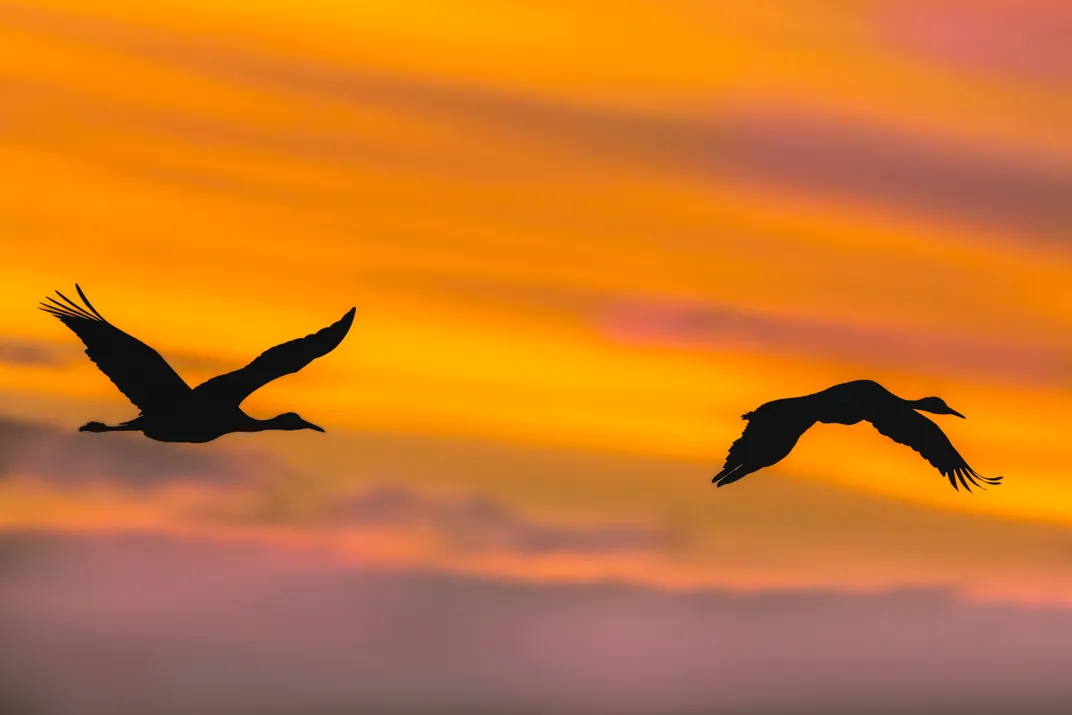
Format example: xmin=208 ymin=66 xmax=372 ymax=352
xmin=317 ymin=268 xmax=1069 ymax=388
xmin=599 ymin=297 xmax=1070 ymax=386
xmin=2 ymin=3 xmax=1067 ymax=242
xmin=329 ymin=485 xmax=673 ymax=555
xmin=873 ymin=1 xmax=1072 ymax=84
xmin=707 ymin=108 xmax=1071 ymax=241
xmin=0 ymin=330 xmax=247 ymax=384
xmin=265 ymin=426 xmax=1072 ymax=605
xmin=0 ymin=338 xmax=71 ymax=368
xmin=0 ymin=417 xmax=271 ymax=488
xmin=1 ymin=530 xmax=1072 ymax=715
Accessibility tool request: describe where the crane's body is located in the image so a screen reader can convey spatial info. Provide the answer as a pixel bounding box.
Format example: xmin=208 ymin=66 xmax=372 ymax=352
xmin=41 ymin=285 xmax=354 ymax=443
xmin=715 ymin=379 xmax=1001 ymax=492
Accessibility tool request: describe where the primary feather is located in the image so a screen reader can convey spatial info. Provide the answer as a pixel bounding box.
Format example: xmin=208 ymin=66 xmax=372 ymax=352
xmin=870 ymin=410 xmax=1001 ymax=491
xmin=39 ymin=285 xmax=191 ymax=413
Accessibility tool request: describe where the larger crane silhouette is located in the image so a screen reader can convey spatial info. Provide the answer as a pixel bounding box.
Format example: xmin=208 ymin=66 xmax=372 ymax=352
xmin=713 ymin=379 xmax=1003 ymax=492
xmin=41 ymin=285 xmax=355 ymax=443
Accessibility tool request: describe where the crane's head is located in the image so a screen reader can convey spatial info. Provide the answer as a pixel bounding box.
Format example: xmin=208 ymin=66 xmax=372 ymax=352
xmin=915 ymin=396 xmax=965 ymax=418
xmin=269 ymin=412 xmax=326 ymax=432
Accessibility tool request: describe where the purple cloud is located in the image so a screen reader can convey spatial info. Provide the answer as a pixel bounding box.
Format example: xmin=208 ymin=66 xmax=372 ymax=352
xmin=707 ymin=108 xmax=1071 ymax=242
xmin=0 ymin=338 xmax=68 ymax=368
xmin=0 ymin=333 xmax=241 ymax=379
xmin=0 ymin=417 xmax=273 ymax=487
xmin=329 ymin=485 xmax=673 ymax=555
xmin=2 ymin=530 xmax=1072 ymax=715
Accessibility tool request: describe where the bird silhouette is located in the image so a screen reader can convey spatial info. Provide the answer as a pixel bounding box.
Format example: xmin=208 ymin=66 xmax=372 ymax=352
xmin=713 ymin=379 xmax=1002 ymax=492
xmin=40 ymin=285 xmax=355 ymax=443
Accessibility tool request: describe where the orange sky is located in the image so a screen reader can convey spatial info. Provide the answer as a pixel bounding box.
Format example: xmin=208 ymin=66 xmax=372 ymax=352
xmin=0 ymin=0 xmax=1070 ymax=614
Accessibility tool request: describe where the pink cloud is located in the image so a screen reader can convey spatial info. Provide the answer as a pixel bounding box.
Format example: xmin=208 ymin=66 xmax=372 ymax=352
xmin=874 ymin=1 xmax=1072 ymax=84
xmin=599 ymin=298 xmax=1069 ymax=387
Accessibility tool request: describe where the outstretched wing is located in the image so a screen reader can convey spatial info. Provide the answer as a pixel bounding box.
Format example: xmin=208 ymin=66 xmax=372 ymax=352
xmin=193 ymin=307 xmax=356 ymax=405
xmin=39 ymin=285 xmax=191 ymax=413
xmin=714 ymin=401 xmax=816 ymax=487
xmin=869 ymin=410 xmax=1002 ymax=492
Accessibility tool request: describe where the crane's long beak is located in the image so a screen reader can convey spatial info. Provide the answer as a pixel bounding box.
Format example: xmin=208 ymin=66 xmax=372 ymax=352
xmin=302 ymin=420 xmax=326 ymax=432
xmin=949 ymin=408 xmax=965 ymax=418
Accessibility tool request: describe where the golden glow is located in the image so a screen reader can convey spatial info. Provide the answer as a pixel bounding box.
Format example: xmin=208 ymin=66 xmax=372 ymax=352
xmin=0 ymin=0 xmax=1069 ymax=604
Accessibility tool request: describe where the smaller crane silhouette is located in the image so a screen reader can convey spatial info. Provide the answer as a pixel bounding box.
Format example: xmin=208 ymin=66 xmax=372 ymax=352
xmin=41 ymin=284 xmax=355 ymax=443
xmin=713 ymin=380 xmax=1003 ymax=492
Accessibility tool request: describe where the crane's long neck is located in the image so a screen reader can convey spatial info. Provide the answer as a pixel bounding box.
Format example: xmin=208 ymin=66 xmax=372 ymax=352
xmin=232 ymin=413 xmax=280 ymax=432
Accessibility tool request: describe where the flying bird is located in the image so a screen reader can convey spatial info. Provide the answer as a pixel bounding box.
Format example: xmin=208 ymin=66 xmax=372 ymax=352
xmin=713 ymin=379 xmax=1002 ymax=492
xmin=40 ymin=284 xmax=355 ymax=443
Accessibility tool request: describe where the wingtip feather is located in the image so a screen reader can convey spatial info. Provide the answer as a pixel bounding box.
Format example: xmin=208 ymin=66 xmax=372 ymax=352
xmin=74 ymin=284 xmax=107 ymax=321
xmin=40 ymin=298 xmax=86 ymax=321
xmin=332 ymin=307 xmax=356 ymax=339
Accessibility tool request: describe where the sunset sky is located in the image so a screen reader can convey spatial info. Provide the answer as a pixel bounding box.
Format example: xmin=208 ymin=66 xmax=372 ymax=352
xmin=0 ymin=1 xmax=1070 ymax=713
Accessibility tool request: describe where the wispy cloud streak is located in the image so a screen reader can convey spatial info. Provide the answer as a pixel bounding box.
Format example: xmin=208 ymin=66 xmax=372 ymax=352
xmin=600 ymin=298 xmax=1070 ymax=386
xmin=1 ymin=4 xmax=1068 ymax=241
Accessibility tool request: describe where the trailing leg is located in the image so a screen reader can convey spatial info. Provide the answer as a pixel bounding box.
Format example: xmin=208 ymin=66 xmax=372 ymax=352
xmin=79 ymin=421 xmax=138 ymax=433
